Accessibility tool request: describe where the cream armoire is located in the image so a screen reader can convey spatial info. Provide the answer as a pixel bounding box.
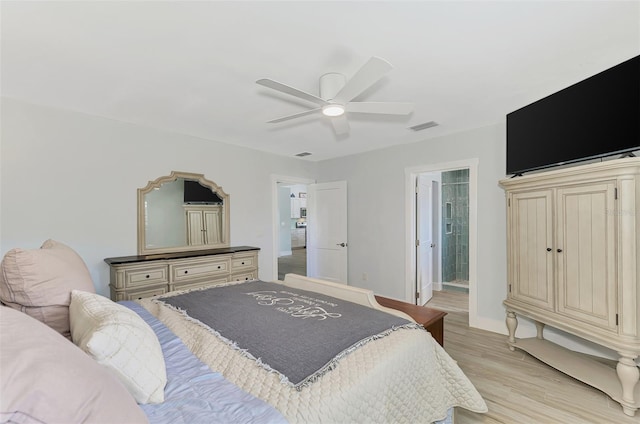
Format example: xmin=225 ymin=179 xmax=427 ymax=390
xmin=499 ymin=157 xmax=640 ymax=416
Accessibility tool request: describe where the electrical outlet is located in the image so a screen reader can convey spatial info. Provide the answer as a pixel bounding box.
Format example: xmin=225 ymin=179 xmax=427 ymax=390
xmin=362 ymin=273 xmax=368 ymax=281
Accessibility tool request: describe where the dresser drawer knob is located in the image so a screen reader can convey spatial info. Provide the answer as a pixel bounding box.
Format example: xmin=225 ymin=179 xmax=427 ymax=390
xmin=241 ymin=262 xmax=245 ymax=265
xmin=184 ymin=270 xmax=188 ymax=274
xmin=146 ymin=275 xmax=150 ymax=278
xmin=217 ymin=266 xmax=221 ymax=269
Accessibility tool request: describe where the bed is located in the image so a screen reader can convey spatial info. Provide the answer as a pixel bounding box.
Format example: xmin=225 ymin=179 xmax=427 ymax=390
xmin=0 ymin=240 xmax=487 ymax=424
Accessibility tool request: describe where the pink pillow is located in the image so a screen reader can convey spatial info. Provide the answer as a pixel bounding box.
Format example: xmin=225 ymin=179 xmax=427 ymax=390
xmin=0 ymin=306 xmax=148 ymax=423
xmin=0 ymin=239 xmax=95 ymax=338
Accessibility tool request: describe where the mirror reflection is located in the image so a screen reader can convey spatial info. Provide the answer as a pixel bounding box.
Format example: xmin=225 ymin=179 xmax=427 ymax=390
xmin=138 ymin=172 xmax=229 ymax=255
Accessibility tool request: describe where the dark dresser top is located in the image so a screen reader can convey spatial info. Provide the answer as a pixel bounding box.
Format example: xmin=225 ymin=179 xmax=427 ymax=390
xmin=104 ymin=245 xmax=260 ymax=265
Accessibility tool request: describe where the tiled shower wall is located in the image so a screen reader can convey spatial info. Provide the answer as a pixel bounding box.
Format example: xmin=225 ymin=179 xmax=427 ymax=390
xmin=441 ymin=169 xmax=469 ymax=283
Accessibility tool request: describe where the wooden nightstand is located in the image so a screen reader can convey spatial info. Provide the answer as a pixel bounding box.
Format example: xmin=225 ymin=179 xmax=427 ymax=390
xmin=375 ymin=295 xmax=447 ymax=347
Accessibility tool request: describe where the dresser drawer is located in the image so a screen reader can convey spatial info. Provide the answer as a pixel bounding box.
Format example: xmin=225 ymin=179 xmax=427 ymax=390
xmin=170 ymin=256 xmax=231 ymax=284
xmin=231 ymin=252 xmax=257 ymax=271
xmin=111 ymin=285 xmax=167 ymax=302
xmin=171 ymin=276 xmax=229 ymax=293
xmin=231 ymin=270 xmax=257 ymax=282
xmin=111 ymin=263 xmax=168 ymax=289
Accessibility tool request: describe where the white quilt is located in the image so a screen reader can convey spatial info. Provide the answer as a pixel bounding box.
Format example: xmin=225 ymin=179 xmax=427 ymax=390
xmin=139 ymin=298 xmax=487 ymax=423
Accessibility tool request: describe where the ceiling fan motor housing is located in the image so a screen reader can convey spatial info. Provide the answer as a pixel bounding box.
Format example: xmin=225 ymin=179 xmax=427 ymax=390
xmin=319 ymin=72 xmax=347 ymax=101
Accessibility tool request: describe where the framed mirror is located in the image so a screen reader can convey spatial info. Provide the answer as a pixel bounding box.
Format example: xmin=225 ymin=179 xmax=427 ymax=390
xmin=137 ymin=171 xmax=230 ymax=255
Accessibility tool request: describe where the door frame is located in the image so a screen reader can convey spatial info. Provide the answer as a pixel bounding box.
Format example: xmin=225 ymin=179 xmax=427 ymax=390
xmin=405 ymin=159 xmax=479 ymax=325
xmin=271 ymin=174 xmax=315 ymax=282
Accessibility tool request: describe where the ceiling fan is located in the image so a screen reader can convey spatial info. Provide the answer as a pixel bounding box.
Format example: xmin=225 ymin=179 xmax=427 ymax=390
xmin=256 ymin=56 xmax=413 ymax=135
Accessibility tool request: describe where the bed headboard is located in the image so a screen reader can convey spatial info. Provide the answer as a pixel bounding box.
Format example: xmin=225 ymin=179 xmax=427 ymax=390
xmin=280 ymin=274 xmax=414 ymax=322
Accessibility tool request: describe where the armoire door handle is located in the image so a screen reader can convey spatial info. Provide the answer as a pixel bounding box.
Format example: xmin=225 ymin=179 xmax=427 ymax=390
xmin=546 ymin=248 xmax=552 ymax=252
xmin=557 ymin=249 xmax=563 ymax=253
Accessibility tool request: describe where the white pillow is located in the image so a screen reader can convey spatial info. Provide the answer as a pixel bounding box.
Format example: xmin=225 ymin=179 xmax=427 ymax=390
xmin=69 ymin=290 xmax=167 ymax=404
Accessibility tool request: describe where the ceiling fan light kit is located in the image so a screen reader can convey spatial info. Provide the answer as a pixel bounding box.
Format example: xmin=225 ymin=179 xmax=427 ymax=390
xmin=322 ymin=104 xmax=345 ymax=117
xmin=256 ymin=56 xmax=413 ymax=135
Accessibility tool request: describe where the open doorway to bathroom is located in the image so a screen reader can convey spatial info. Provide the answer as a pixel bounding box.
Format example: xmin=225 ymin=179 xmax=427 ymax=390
xmin=407 ymin=159 xmax=477 ymax=322
xmin=441 ymin=168 xmax=470 ymax=294
xmin=416 ymin=168 xmax=469 ymax=298
xmin=276 ymin=182 xmax=308 ymax=280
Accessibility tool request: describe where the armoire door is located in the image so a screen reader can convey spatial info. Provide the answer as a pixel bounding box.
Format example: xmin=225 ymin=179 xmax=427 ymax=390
xmin=203 ymin=209 xmax=221 ymax=244
xmin=186 ymin=210 xmax=205 ymax=246
xmin=508 ymin=189 xmax=555 ymax=311
xmin=555 ymin=181 xmax=618 ymax=331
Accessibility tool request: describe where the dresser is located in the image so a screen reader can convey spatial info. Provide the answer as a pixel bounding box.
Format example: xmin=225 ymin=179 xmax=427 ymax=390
xmin=499 ymin=158 xmax=640 ymax=416
xmin=105 ymin=246 xmax=259 ymax=301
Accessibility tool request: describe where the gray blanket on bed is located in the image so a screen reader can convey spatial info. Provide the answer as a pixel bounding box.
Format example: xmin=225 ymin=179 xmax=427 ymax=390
xmin=157 ymin=280 xmax=419 ymax=388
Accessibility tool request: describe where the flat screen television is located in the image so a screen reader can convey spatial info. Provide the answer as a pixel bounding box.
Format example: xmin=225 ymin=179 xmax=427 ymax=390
xmin=183 ymin=180 xmax=223 ymax=204
xmin=506 ymin=55 xmax=639 ymax=175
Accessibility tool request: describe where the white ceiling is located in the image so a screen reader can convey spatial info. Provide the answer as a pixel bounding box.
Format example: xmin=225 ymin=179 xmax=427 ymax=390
xmin=2 ymin=1 xmax=638 ymax=162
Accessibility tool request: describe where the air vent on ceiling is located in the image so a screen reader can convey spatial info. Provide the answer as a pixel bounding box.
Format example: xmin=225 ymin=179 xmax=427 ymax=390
xmin=408 ymin=121 xmax=439 ymax=131
xmin=295 ymin=152 xmax=312 ymax=157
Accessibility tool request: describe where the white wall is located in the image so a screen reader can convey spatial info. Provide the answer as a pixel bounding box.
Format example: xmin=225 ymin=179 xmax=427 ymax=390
xmin=0 ymin=98 xmax=316 ymax=296
xmin=1 ymin=97 xmax=624 ymax=360
xmin=317 ymin=124 xmax=507 ymax=324
xmin=316 ymin=123 xmax=629 ymax=360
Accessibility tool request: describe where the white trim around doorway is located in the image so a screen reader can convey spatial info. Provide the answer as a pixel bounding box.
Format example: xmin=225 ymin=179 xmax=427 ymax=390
xmin=404 ymin=158 xmax=479 ymax=327
xmin=271 ymin=174 xmax=316 ymax=282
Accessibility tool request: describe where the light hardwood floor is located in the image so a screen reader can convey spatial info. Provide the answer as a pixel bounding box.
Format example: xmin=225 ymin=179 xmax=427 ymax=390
xmin=426 ymin=290 xmax=638 ymax=424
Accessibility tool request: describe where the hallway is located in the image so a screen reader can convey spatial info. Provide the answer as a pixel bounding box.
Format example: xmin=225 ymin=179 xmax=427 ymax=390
xmin=277 ymin=248 xmax=306 ymax=280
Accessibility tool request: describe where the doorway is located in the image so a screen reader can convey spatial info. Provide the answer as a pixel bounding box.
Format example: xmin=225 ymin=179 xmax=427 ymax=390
xmin=405 ymin=159 xmax=478 ymax=324
xmin=276 ymin=182 xmax=308 ymax=280
xmin=440 ymin=168 xmax=470 ymax=293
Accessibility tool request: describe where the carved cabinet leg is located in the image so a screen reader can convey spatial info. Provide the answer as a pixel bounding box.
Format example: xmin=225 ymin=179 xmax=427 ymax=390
xmin=535 ymin=321 xmax=545 ymax=340
xmin=616 ymin=352 xmax=639 ymax=416
xmin=506 ymin=310 xmax=518 ymax=351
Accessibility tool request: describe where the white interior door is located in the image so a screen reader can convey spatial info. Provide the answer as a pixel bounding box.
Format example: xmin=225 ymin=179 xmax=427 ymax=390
xmin=307 ymin=181 xmax=348 ymax=284
xmin=417 ymin=175 xmax=435 ymax=304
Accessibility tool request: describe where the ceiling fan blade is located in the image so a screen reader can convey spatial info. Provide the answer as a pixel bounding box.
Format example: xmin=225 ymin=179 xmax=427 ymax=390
xmin=333 ymin=56 xmax=393 ymax=103
xmin=346 ymin=102 xmax=413 ymax=115
xmin=266 ymin=108 xmax=321 ymax=123
xmin=330 ymin=115 xmax=350 ymax=135
xmin=257 ymin=78 xmax=328 ymax=106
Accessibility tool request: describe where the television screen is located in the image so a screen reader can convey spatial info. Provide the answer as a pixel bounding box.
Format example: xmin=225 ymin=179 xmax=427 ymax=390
xmin=183 ymin=180 xmax=223 ymax=204
xmin=506 ymin=55 xmax=639 ymax=175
